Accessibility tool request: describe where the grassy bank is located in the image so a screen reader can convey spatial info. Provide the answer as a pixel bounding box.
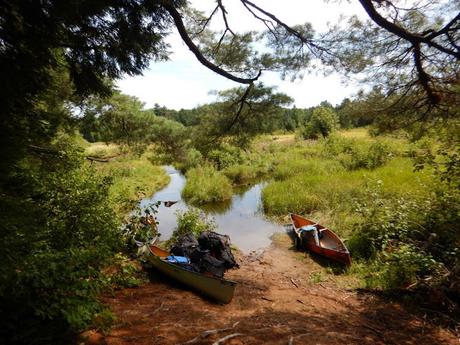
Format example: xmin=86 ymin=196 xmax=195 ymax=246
xmin=86 ymin=143 xmax=170 ymax=217
xmin=255 ymin=130 xmax=460 ymax=295
xmin=259 ymin=131 xmax=433 ymax=238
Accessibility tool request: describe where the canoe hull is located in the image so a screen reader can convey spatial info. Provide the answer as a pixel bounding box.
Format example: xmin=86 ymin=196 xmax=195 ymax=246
xmin=148 ymin=245 xmax=237 ymax=303
xmin=290 ymin=213 xmax=351 ymax=266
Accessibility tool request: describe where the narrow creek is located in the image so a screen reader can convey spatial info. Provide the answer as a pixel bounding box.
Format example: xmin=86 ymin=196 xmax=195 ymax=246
xmin=139 ymin=166 xmax=282 ymax=253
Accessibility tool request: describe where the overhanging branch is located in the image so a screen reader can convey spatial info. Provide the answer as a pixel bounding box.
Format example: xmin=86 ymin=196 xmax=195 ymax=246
xmin=161 ymin=0 xmax=260 ymax=84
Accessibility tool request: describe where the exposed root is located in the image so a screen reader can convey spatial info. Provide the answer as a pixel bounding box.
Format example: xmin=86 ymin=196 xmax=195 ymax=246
xmin=212 ymin=333 xmax=244 ymax=345
xmin=182 ymin=322 xmax=240 ymax=344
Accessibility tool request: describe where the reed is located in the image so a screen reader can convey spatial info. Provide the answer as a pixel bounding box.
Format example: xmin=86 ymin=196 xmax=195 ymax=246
xmin=182 ymin=165 xmax=233 ymax=205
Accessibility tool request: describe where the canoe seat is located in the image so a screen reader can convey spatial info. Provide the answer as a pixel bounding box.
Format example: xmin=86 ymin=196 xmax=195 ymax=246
xmin=300 ymin=225 xmax=321 ymax=246
xmin=299 ymin=225 xmax=317 ymax=233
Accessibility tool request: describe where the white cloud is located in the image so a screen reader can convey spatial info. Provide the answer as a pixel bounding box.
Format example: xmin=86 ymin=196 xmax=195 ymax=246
xmin=117 ymin=0 xmax=367 ymax=110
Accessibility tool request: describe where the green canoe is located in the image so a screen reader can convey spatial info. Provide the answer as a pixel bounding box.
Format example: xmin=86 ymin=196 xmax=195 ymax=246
xmin=147 ymin=245 xmax=237 ymax=304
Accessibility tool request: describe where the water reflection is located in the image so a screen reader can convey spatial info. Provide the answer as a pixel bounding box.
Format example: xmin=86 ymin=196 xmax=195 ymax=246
xmin=140 ymin=166 xmax=281 ymax=253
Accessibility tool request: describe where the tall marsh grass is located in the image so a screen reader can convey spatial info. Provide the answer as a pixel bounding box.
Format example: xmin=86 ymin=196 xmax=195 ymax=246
xmin=95 ymin=155 xmax=169 ymax=217
xmin=182 ymin=166 xmax=233 ymax=205
xmin=262 ymin=155 xmax=433 ymax=237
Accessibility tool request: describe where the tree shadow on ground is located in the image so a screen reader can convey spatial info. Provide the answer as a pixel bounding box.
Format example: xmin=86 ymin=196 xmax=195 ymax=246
xmin=106 ymin=280 xmax=456 ymax=345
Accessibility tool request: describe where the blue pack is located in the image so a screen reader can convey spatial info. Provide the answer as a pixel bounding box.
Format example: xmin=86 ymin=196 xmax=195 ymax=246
xmin=166 ymin=255 xmax=190 ymax=264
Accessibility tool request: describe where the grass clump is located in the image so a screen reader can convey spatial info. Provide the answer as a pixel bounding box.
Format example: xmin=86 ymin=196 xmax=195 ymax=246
xmin=166 ymin=208 xmax=217 ymax=247
xmin=223 ymin=164 xmax=259 ymax=184
xmin=182 ymin=165 xmax=233 ymax=205
xmin=85 ymin=142 xmax=121 ymax=157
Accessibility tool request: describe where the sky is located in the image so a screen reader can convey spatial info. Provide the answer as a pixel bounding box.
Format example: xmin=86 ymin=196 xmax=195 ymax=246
xmin=117 ymin=0 xmax=367 ymax=110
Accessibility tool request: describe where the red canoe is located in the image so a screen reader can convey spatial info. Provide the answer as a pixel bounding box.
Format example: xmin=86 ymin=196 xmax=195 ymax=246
xmin=290 ymin=213 xmax=351 ymax=266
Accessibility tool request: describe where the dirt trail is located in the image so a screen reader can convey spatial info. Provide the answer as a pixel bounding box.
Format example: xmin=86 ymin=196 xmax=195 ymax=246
xmin=104 ymin=234 xmax=458 ymax=345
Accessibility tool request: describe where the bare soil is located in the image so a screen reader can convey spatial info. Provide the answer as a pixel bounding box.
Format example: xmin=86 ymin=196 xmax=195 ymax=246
xmin=103 ymin=233 xmax=458 ymax=345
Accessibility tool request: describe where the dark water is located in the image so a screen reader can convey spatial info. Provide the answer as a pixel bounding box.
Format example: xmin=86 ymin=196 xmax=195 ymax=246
xmin=140 ymin=166 xmax=281 ymax=253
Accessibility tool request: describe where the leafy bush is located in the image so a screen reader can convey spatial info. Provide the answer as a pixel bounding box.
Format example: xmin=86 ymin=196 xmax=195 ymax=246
xmin=122 ymin=202 xmax=161 ymax=254
xmin=0 ymin=137 xmax=122 ymax=343
xmin=297 ymin=122 xmax=317 ymax=140
xmin=105 ymin=253 xmax=147 ymax=289
xmin=207 ymin=143 xmax=242 ymax=170
xmin=167 ymin=208 xmax=217 ymax=246
xmin=175 ymin=148 xmax=203 ymax=172
xmin=372 ymin=245 xmax=443 ymax=289
xmin=299 ymin=106 xmax=339 ymax=139
xmin=349 ymin=178 xmax=459 ymax=290
xmin=184 ymin=148 xmax=204 ymax=169
xmin=182 ymin=166 xmax=233 ymax=204
xmin=323 ymin=136 xmax=393 ymax=170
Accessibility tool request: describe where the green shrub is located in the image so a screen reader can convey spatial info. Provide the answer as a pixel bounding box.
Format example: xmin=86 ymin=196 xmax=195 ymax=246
xmin=364 ymin=245 xmax=443 ymax=289
xmin=323 ymin=136 xmax=393 ymax=170
xmin=182 ymin=166 xmax=233 ymax=204
xmin=167 ymin=208 xmax=217 ymax=246
xmin=300 ymin=106 xmax=339 ymax=139
xmin=297 ymin=122 xmax=318 ymax=140
xmin=349 ymin=177 xmax=458 ymax=290
xmin=106 ymin=253 xmax=147 ymax=289
xmin=321 ymin=134 xmax=355 ymax=157
xmin=0 ymin=138 xmax=122 ymax=342
xmin=207 ymin=143 xmax=242 ymax=169
xmin=182 ymin=148 xmax=203 ymax=170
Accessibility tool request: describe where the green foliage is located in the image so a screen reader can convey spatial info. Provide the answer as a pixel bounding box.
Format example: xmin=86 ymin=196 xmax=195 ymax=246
xmin=0 ymin=135 xmax=122 ymax=342
xmin=299 ymin=106 xmax=339 ymax=139
xmin=349 ymin=177 xmax=459 ymax=290
xmin=105 ymin=254 xmax=147 ymax=289
xmin=261 ymin=131 xmax=433 ymax=235
xmin=297 ymin=122 xmax=316 ymax=140
xmin=0 ymin=0 xmax=179 ymax=188
xmin=177 ymin=148 xmax=204 ymax=171
xmin=367 ymin=245 xmax=443 ymax=289
xmin=182 ymin=166 xmax=233 ymax=205
xmin=94 ymin=154 xmax=170 ymax=217
xmin=79 ymin=93 xmax=189 ymax=159
xmin=122 ymin=202 xmax=161 ymax=254
xmin=192 ymin=84 xmax=293 ymax=151
xmin=167 ymin=208 xmax=217 ymax=247
xmin=322 ymin=135 xmax=394 ymax=170
xmin=223 ymin=164 xmax=260 ymax=184
xmin=208 ymin=143 xmax=243 ymax=170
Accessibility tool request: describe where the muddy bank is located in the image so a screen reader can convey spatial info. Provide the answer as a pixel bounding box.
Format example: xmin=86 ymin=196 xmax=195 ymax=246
xmin=103 ymin=233 xmax=458 ymax=345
